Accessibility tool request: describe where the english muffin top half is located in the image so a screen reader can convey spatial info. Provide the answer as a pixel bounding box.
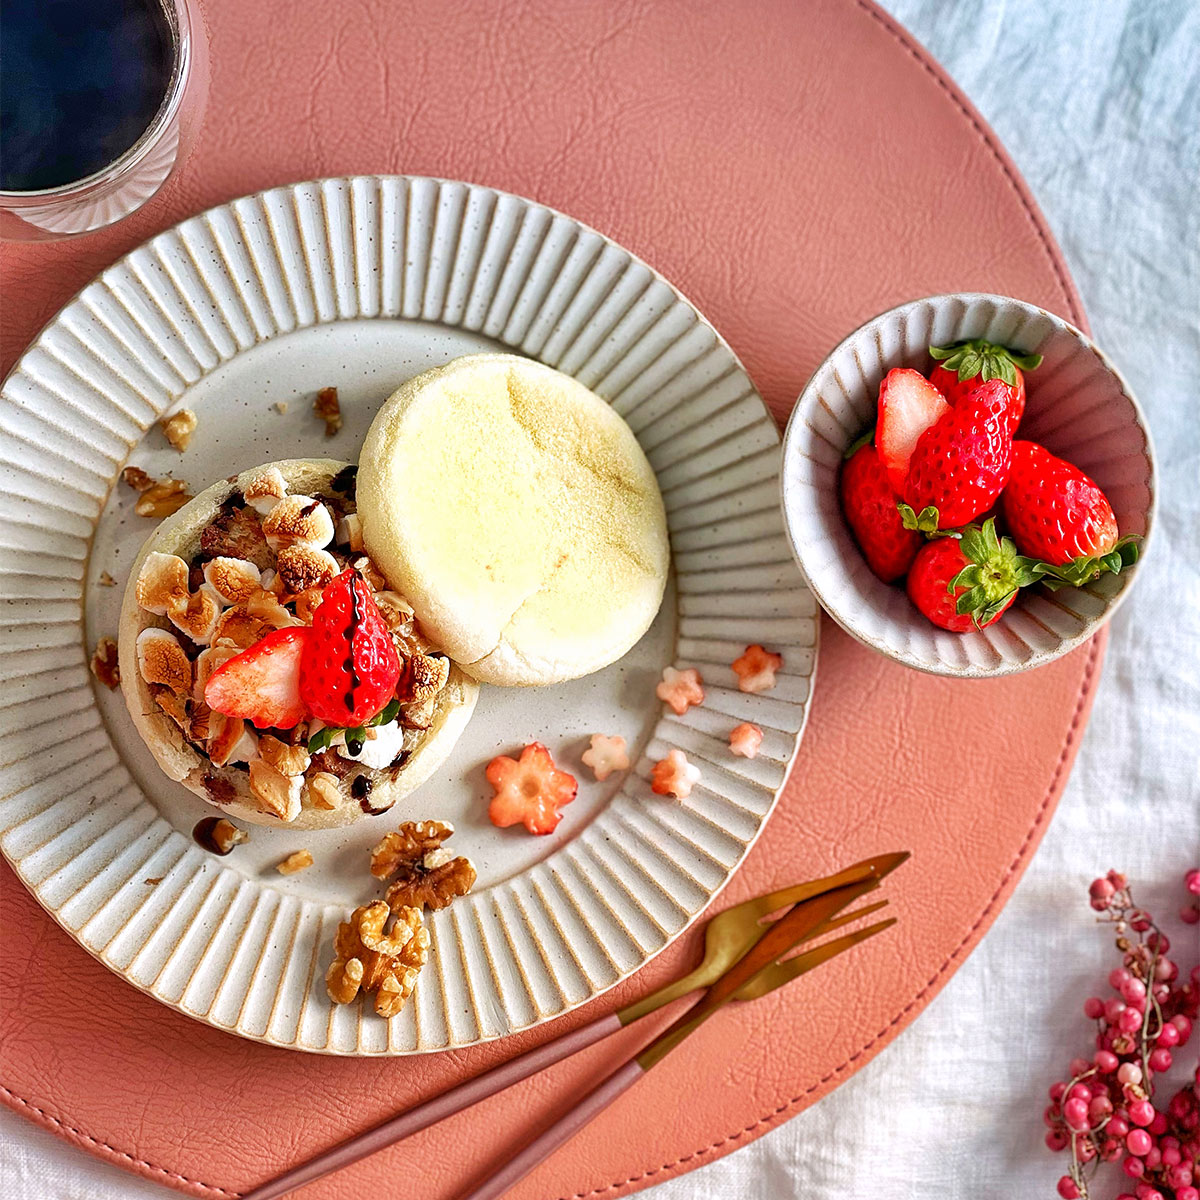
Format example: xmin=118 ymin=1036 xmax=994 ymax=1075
xmin=358 ymin=355 xmax=670 ymax=687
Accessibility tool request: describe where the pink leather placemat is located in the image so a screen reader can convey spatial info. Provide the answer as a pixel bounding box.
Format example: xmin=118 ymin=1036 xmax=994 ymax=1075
xmin=0 ymin=1 xmax=1103 ymax=1197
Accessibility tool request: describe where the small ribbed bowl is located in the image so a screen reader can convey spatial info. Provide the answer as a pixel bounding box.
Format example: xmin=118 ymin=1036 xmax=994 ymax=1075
xmin=779 ymin=293 xmax=1156 ymax=676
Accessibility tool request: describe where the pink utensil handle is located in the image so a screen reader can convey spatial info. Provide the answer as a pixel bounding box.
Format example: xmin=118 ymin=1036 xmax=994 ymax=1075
xmin=458 ymin=1058 xmax=646 ymax=1200
xmin=242 ymin=1011 xmax=623 ymax=1200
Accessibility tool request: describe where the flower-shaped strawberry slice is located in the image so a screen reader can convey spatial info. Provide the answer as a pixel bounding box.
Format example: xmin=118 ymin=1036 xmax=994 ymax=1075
xmin=729 ymin=723 xmax=764 ymax=759
xmin=650 ymin=749 xmax=701 ymax=798
xmin=486 ymin=743 xmax=577 ymax=835
xmin=581 ymin=733 xmax=630 ymax=782
xmin=656 ymin=666 xmax=705 ymax=715
xmin=731 ymin=645 xmax=783 ymax=694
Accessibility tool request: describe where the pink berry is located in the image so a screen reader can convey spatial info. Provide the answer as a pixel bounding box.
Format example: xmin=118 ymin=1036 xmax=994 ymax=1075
xmin=1068 ymin=1058 xmax=1092 ymax=1081
xmin=1171 ymin=1014 xmax=1192 ymax=1042
xmin=1157 ymin=1023 xmax=1181 ymax=1047
xmin=1109 ymin=1115 xmax=1131 ymax=1138
xmin=1129 ymin=1099 xmax=1155 ymax=1127
xmin=1106 ymin=998 xmax=1128 ymax=1024
xmin=1182 ymin=903 xmax=1200 ymax=925
xmin=1186 ymin=868 xmax=1200 ymax=895
xmin=1045 ymin=1103 xmax=1062 ymax=1127
xmin=1118 ymin=1007 xmax=1143 ymax=1033
xmin=1050 ymin=1080 xmax=1068 ymax=1102
xmin=1149 ymin=1047 xmax=1173 ymax=1072
xmin=1130 ymin=909 xmax=1151 ymax=932
xmin=1095 ymin=1049 xmax=1119 ymax=1073
xmin=1056 ymin=1176 xmax=1080 ymax=1199
xmin=1155 ymin=957 xmax=1177 ymax=981
xmin=1110 ymin=967 xmax=1132 ymax=989
xmin=1089 ymin=1095 xmax=1113 ymax=1124
xmin=1082 ymin=995 xmax=1104 ymax=1019
xmin=1118 ymin=1062 xmax=1143 ymax=1086
xmin=1148 ymin=1110 xmax=1167 ymax=1135
xmin=1123 ymin=1155 xmax=1146 ymax=1178
xmin=1064 ymin=1097 xmax=1090 ymax=1130
xmin=1091 ymin=876 xmax=1115 ymax=900
xmin=1121 ymin=976 xmax=1147 ymax=1004
xmin=1126 ymin=1128 xmax=1152 ymax=1155
xmin=1046 ymin=1128 xmax=1069 ymax=1152
xmin=1176 ymin=1181 xmax=1198 ymax=1199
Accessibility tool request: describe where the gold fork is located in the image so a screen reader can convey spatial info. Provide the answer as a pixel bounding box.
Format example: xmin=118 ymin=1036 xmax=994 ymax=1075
xmin=243 ymin=852 xmax=908 ymax=1200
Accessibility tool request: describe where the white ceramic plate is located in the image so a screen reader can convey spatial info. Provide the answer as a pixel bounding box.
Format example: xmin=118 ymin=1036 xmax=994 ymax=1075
xmin=0 ymin=177 xmax=817 ymax=1054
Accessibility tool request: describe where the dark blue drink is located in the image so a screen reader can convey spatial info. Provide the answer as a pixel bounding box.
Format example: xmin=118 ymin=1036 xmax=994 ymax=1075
xmin=1 ymin=0 xmax=175 ymax=192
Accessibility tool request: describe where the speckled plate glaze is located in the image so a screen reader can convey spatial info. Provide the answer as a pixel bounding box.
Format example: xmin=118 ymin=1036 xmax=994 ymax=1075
xmin=0 ymin=177 xmax=817 ymax=1055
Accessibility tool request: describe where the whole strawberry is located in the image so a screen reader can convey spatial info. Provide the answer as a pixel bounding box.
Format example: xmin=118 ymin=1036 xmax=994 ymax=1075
xmin=928 ymin=339 xmax=1042 ymax=436
xmin=906 ymin=518 xmax=1038 ymax=632
xmin=840 ymin=438 xmax=922 ymax=581
xmin=1001 ymin=441 xmax=1138 ymax=585
xmin=901 ymin=378 xmax=1014 ymax=530
xmin=299 ymin=569 xmax=402 ymax=727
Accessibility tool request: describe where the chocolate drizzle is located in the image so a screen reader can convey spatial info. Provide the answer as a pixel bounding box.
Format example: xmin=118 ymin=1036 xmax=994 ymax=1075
xmin=352 ymin=773 xmax=389 ymax=814
xmin=344 ymin=571 xmax=363 ymax=716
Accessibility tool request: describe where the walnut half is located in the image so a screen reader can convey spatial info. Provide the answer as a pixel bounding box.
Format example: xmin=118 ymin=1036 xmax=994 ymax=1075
xmin=371 ymin=821 xmax=476 ymax=912
xmin=325 ymin=901 xmax=428 ymax=1018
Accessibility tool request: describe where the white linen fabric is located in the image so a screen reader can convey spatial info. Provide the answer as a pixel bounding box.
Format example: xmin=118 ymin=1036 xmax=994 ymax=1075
xmin=1 ymin=0 xmax=1197 ymax=1195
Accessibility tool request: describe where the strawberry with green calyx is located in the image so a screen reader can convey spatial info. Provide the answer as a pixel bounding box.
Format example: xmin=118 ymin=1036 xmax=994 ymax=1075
xmin=299 ymin=569 xmax=402 ymax=728
xmin=1001 ymin=441 xmax=1139 ymax=588
xmin=307 ymin=697 xmax=401 ymax=755
xmin=906 ymin=518 xmax=1039 ymax=632
xmin=929 ymin=339 xmax=1042 ymax=435
xmin=901 ymin=377 xmax=1015 ymax=529
xmin=840 ymin=436 xmax=922 ymax=581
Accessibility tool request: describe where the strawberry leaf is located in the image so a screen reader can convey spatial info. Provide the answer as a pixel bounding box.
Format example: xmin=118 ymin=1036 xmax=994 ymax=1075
xmin=306 ymin=697 xmax=402 ymax=753
xmin=843 ymin=425 xmax=876 ymax=460
xmin=897 ymin=502 xmax=946 ymax=535
xmin=929 ymin=339 xmax=1044 ymax=387
xmin=1028 ymin=536 xmax=1141 ymax=589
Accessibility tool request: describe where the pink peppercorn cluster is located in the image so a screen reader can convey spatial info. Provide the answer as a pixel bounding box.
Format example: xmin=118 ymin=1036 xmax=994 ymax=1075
xmin=1045 ymin=869 xmax=1199 ymax=1200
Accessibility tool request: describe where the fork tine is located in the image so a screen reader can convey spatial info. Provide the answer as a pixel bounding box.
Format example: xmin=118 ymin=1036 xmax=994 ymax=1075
xmin=735 ymin=917 xmax=898 ymax=1001
xmin=729 ymin=851 xmax=909 ymax=924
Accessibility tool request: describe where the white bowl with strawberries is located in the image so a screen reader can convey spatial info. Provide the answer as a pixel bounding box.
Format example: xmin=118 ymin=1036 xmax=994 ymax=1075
xmin=780 ymin=293 xmax=1156 ymax=676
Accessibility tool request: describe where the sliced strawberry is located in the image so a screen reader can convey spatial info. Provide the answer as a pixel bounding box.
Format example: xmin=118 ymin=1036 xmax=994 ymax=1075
xmin=204 ymin=626 xmax=311 ymax=730
xmin=655 ymin=666 xmax=705 ymax=716
xmin=840 ymin=441 xmax=922 ymax=581
xmin=905 ymin=519 xmax=1036 ymax=632
xmin=299 ymin=569 xmax=402 ymax=727
xmin=650 ymin=749 xmax=701 ymax=798
xmin=729 ymin=723 xmax=764 ymax=759
xmin=876 ymin=368 xmax=950 ymax=494
xmin=486 ymin=743 xmax=577 ymax=835
xmin=929 ymin=339 xmax=1041 ymax=436
xmin=731 ymin=644 xmax=783 ymax=693
xmin=901 ymin=378 xmax=1014 ymax=530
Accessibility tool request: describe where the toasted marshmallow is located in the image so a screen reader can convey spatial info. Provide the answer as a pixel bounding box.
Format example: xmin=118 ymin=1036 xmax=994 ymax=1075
xmin=193 ymin=644 xmax=240 ymax=702
xmin=167 ymin=584 xmax=224 ymax=645
xmin=208 ymin=713 xmax=248 ymax=768
xmin=242 ymin=466 xmax=288 ymax=515
xmin=203 ymin=557 xmax=263 ymax=605
xmin=210 ymin=606 xmax=277 ymax=649
xmin=276 ymin=544 xmax=339 ymax=594
xmin=262 ymin=495 xmax=334 ymax=552
xmin=405 ymin=653 xmax=450 ymax=704
xmin=136 ymin=552 xmax=190 ymax=616
xmin=136 ymin=628 xmax=193 ymax=696
xmin=227 ymin=724 xmax=259 ymax=766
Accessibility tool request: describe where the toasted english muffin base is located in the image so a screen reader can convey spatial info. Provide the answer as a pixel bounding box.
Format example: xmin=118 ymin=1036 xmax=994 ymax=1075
xmin=358 ymin=355 xmax=670 ymax=687
xmin=117 ymin=459 xmax=478 ymax=830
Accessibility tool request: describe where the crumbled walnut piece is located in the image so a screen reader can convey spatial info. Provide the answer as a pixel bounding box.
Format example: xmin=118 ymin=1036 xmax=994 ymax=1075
xmin=335 ymin=512 xmax=364 ymax=552
xmin=200 ymin=501 xmax=272 ymax=569
xmin=89 ymin=636 xmax=120 ymax=690
xmin=314 ymin=386 xmax=342 ymax=437
xmin=97 ymin=571 xmax=116 ymax=587
xmin=276 ymin=544 xmax=338 ymax=593
xmin=248 ymin=759 xmax=302 ymax=821
xmin=386 ymin=857 xmax=476 ymax=912
xmin=161 ymin=408 xmax=198 ymax=452
xmin=306 ymin=772 xmax=341 ymax=809
xmin=276 ymin=849 xmax=314 ymax=875
xmin=325 ymin=901 xmax=428 ymax=1018
xmin=401 ymin=695 xmax=438 ymax=730
xmin=293 ymin=586 xmax=324 ymax=623
xmin=373 ymin=590 xmax=414 ymax=637
xmin=273 ymin=400 xmax=289 ymax=414
xmin=310 ymin=748 xmax=354 ymax=779
xmin=150 ymin=684 xmax=189 ymax=730
xmin=371 ymin=821 xmax=475 ymax=912
xmin=194 ymin=816 xmax=248 ymax=855
xmin=404 ymin=653 xmax=449 ymax=704
xmin=258 ymin=734 xmax=311 ymax=777
xmin=137 ymin=628 xmax=192 ymax=696
xmin=210 ymin=607 xmax=276 ymax=649
xmin=352 ymin=555 xmax=389 ymax=592
xmin=144 ymin=877 xmax=163 ymax=885
xmin=370 ymin=820 xmax=454 ymax=878
xmin=126 ymin=472 xmax=192 ymax=517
